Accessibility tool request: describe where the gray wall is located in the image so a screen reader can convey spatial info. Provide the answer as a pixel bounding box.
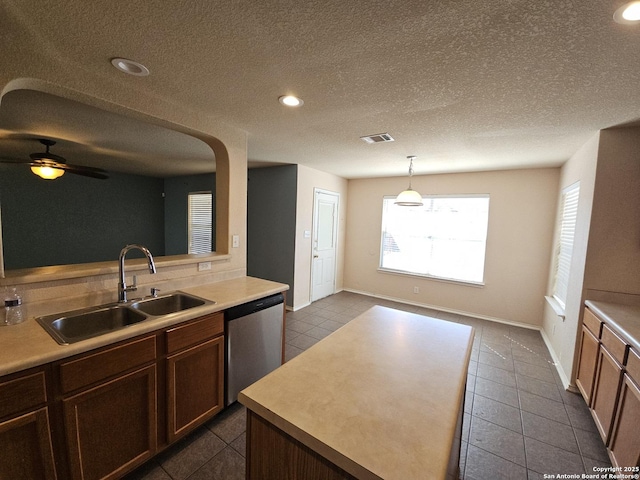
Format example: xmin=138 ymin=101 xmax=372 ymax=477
xmin=247 ymin=165 xmax=297 ymax=307
xmin=0 ymin=165 xmax=164 ymax=269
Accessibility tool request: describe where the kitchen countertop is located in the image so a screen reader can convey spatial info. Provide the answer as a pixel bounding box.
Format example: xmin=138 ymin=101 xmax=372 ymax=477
xmin=0 ymin=276 xmax=288 ymax=377
xmin=585 ymin=300 xmax=640 ymax=352
xmin=238 ymin=305 xmax=475 ymax=480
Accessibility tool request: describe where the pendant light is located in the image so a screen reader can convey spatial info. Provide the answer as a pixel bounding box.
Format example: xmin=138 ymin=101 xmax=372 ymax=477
xmin=394 ymin=156 xmax=423 ymax=206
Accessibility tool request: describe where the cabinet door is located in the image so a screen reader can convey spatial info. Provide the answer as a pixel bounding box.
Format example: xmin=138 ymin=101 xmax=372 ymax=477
xmin=591 ymin=346 xmax=623 ymax=443
xmin=608 ymin=374 xmax=640 ymax=468
xmin=167 ymin=336 xmax=224 ymax=443
xmin=576 ymin=325 xmax=600 ymax=405
xmin=63 ymin=365 xmax=157 ymax=480
xmin=0 ymin=407 xmax=57 ymax=480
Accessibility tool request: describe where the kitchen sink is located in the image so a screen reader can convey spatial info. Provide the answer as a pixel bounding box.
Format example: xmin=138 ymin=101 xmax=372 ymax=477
xmin=37 ymin=305 xmax=148 ymax=345
xmin=37 ymin=292 xmax=214 ymax=345
xmin=130 ymin=292 xmax=211 ymax=316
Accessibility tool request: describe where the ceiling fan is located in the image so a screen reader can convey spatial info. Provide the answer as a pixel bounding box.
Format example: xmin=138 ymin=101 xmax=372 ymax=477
xmin=1 ymin=138 xmax=108 ymax=180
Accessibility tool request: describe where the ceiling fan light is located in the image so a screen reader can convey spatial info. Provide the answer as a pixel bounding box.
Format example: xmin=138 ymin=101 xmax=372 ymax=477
xmin=394 ymin=188 xmax=423 ymax=206
xmin=31 ymin=165 xmax=65 ymax=180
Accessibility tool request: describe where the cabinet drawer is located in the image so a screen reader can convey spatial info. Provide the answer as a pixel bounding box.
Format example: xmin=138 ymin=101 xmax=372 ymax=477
xmin=583 ymin=308 xmax=603 ymax=338
xmin=166 ymin=312 xmax=224 ymax=354
xmin=59 ymin=335 xmax=156 ymax=394
xmin=0 ymin=371 xmax=47 ymax=419
xmin=601 ymin=324 xmax=627 ymax=366
xmin=626 ymin=348 xmax=640 ymax=384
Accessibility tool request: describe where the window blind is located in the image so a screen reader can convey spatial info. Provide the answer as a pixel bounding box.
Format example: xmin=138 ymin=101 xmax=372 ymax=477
xmin=188 ymin=192 xmax=212 ymax=254
xmin=553 ymin=183 xmax=580 ymax=308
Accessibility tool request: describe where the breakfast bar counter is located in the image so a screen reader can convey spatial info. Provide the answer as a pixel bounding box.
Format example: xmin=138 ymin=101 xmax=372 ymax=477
xmin=238 ymin=305 xmax=475 ymax=480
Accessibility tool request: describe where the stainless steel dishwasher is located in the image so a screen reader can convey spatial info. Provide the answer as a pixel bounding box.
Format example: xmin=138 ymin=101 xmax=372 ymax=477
xmin=225 ymin=292 xmax=285 ymax=404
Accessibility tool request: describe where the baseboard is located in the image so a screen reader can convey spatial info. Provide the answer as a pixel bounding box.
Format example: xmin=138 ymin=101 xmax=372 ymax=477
xmin=291 ymin=301 xmax=311 ymax=311
xmin=342 ymin=288 xmax=540 ymax=331
xmin=539 ymin=328 xmax=578 ymax=392
xmin=293 ymin=288 xmax=347 ymax=312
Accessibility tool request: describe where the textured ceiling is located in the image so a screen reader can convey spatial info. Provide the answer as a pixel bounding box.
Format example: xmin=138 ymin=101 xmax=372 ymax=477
xmin=0 ymin=0 xmax=639 ymax=178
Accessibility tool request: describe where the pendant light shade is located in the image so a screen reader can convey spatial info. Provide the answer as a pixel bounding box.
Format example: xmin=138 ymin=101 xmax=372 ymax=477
xmin=395 ymin=156 xmax=423 ymax=206
xmin=395 ymin=188 xmax=423 ymax=206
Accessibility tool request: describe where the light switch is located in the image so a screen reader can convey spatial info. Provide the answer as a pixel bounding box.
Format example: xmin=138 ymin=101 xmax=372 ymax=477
xmin=232 ymin=234 xmax=240 ymax=248
xmin=304 ymin=230 xmax=311 ymax=238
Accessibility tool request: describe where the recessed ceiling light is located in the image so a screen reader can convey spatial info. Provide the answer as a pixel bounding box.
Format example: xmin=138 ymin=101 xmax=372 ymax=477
xmin=110 ymin=58 xmax=150 ymax=76
xmin=614 ymin=1 xmax=640 ymax=24
xmin=278 ymin=95 xmax=304 ymax=107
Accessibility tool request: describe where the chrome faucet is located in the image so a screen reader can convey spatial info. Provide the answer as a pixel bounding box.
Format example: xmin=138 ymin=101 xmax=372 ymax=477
xmin=118 ymin=244 xmax=157 ymax=302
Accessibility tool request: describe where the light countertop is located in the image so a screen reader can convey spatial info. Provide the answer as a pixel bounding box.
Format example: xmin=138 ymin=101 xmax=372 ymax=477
xmin=0 ymin=276 xmax=287 ymax=377
xmin=585 ymin=301 xmax=640 ymax=352
xmin=238 ymin=305 xmax=475 ymax=480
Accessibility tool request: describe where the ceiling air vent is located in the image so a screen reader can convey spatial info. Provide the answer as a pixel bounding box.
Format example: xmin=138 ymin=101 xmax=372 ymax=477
xmin=360 ymin=133 xmax=395 ymax=144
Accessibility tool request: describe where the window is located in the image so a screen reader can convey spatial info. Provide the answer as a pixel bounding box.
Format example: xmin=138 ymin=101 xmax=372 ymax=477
xmin=188 ymin=192 xmax=212 ymax=254
xmin=380 ymin=195 xmax=490 ymax=284
xmin=552 ymin=182 xmax=580 ymax=308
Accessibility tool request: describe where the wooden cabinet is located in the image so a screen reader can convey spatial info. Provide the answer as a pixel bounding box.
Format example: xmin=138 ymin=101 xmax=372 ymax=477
xmin=590 ymin=324 xmax=627 ymax=443
xmin=591 ymin=346 xmax=623 ymax=442
xmin=0 ymin=302 xmax=248 ymax=479
xmin=0 ymin=370 xmax=57 ymax=480
xmin=578 ymin=305 xmax=640 ymax=468
xmin=246 ymin=410 xmax=356 ymax=480
xmin=608 ymin=373 xmax=640 ymax=467
xmin=166 ymin=312 xmax=224 ymax=443
xmin=608 ymin=348 xmax=640 ymax=468
xmin=58 ymin=336 xmax=157 ymax=480
xmin=575 ymin=324 xmax=600 ymax=404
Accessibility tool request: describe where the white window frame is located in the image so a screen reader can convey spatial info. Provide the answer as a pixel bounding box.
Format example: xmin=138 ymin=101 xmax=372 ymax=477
xmin=379 ymin=194 xmax=490 ymax=285
xmin=188 ymin=192 xmax=212 ymax=254
xmin=551 ymin=182 xmax=580 ymax=309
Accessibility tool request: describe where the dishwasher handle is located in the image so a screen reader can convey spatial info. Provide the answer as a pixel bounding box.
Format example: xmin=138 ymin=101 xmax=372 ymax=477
xmin=225 ymin=293 xmax=284 ymax=321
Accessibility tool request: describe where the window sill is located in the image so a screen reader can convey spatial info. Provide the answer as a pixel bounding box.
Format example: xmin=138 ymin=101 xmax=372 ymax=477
xmin=377 ymin=268 xmax=485 ymax=288
xmin=545 ymin=296 xmax=566 ymax=320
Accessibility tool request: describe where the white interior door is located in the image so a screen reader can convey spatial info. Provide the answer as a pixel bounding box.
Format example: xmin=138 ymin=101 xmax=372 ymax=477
xmin=311 ymin=189 xmax=339 ymax=302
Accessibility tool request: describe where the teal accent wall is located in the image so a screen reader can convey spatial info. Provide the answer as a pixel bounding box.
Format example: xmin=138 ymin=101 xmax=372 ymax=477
xmin=0 ymin=164 xmax=164 ymax=269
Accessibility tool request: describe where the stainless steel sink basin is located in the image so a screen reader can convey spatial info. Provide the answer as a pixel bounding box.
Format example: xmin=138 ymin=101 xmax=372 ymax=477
xmin=37 ymin=292 xmax=214 ymax=345
xmin=130 ymin=292 xmax=211 ymax=316
xmin=37 ymin=305 xmax=148 ymax=345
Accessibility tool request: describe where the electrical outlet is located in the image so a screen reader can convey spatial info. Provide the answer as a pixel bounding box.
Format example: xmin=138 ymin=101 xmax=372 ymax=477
xmin=198 ymin=261 xmax=212 ymax=271
xmin=413 ymin=286 xmax=419 ymax=294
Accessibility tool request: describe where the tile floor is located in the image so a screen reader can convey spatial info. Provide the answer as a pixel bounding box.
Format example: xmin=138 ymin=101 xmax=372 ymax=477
xmin=126 ymin=291 xmax=612 ymax=480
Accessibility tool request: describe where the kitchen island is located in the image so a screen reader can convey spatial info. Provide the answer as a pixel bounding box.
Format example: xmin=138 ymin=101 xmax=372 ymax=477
xmin=238 ymin=305 xmax=475 ymax=480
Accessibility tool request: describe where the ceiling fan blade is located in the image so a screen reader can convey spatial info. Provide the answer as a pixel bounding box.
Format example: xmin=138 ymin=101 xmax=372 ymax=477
xmin=0 ymin=156 xmax=32 ymax=165
xmin=57 ymin=163 xmax=109 ymax=179
xmin=67 ymin=169 xmax=109 ymax=180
